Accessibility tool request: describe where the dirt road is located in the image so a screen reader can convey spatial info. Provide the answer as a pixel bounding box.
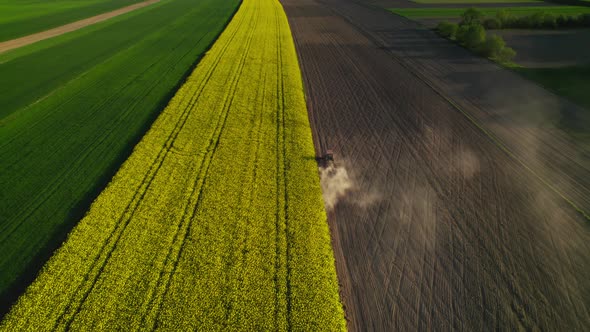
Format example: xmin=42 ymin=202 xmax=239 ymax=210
xmin=281 ymin=0 xmax=590 ymax=330
xmin=0 ymin=0 xmax=161 ymax=55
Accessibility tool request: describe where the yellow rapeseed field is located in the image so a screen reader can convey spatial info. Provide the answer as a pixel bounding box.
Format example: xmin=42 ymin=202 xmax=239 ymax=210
xmin=0 ymin=0 xmax=347 ymax=329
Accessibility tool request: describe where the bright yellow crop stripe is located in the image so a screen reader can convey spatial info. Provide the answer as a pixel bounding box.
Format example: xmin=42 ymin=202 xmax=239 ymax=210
xmin=0 ymin=0 xmax=347 ymax=330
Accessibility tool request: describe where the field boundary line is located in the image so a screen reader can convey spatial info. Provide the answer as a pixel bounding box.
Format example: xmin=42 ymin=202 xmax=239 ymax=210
xmin=275 ymin=5 xmax=292 ymax=330
xmin=0 ymin=0 xmax=163 ymax=55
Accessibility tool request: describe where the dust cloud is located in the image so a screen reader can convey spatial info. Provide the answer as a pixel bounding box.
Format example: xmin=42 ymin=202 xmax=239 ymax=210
xmin=319 ymin=162 xmax=381 ymax=211
xmin=319 ymin=164 xmax=353 ymax=211
xmin=452 ymin=148 xmax=480 ymax=179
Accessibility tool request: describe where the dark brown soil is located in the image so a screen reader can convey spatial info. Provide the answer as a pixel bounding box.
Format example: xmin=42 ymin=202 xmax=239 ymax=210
xmin=494 ymin=29 xmax=590 ymax=67
xmin=399 ymin=23 xmax=590 ymax=68
xmin=368 ymin=0 xmax=554 ymax=9
xmin=281 ymin=0 xmax=590 ymax=330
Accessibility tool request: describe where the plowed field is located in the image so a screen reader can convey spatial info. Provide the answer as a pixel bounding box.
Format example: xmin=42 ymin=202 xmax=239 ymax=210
xmin=281 ymin=0 xmax=590 ymax=330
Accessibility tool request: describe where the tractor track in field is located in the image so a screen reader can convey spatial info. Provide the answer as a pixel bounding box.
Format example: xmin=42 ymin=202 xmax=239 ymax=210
xmin=0 ymin=0 xmax=162 ymax=55
xmin=146 ymin=8 xmax=259 ymax=328
xmin=281 ymin=0 xmax=590 ymax=330
xmin=275 ymin=15 xmax=293 ymax=330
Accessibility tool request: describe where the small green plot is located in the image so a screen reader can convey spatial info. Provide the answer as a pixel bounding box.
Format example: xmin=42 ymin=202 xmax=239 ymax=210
xmin=514 ymin=64 xmax=590 ymax=151
xmin=515 ymin=64 xmax=590 ymax=117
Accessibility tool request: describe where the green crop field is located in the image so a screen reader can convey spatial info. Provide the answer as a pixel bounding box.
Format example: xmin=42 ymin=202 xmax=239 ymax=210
xmin=0 ymin=0 xmax=239 ymax=302
xmin=0 ymin=0 xmax=346 ymax=328
xmin=515 ymin=64 xmax=590 ymax=134
xmin=390 ymin=6 xmax=590 ymax=18
xmin=0 ymin=0 xmax=143 ymax=41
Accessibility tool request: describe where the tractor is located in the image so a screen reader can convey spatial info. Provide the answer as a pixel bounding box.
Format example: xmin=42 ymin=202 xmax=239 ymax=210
xmin=317 ymin=148 xmax=334 ymax=167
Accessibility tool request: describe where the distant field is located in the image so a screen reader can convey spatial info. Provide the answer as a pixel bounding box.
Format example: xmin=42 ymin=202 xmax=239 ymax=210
xmin=390 ymin=6 xmax=590 ymax=17
xmin=0 ymin=0 xmax=239 ymax=303
xmin=515 ymin=64 xmax=590 ymax=129
xmin=412 ymin=0 xmax=542 ymax=3
xmin=0 ymin=0 xmax=142 ymax=41
xmin=0 ymin=0 xmax=346 ymax=328
xmin=515 ymin=63 xmax=590 ymax=156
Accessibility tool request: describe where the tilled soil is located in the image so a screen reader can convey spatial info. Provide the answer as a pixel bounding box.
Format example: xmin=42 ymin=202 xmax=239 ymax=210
xmin=330 ymin=0 xmax=590 ymax=213
xmin=0 ymin=0 xmax=161 ymax=55
xmin=415 ymin=24 xmax=590 ymax=68
xmin=281 ymin=0 xmax=590 ymax=330
xmin=368 ymin=0 xmax=553 ymax=9
xmin=494 ymin=29 xmax=590 ymax=68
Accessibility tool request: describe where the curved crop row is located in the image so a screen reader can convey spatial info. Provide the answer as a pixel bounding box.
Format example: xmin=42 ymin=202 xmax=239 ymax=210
xmin=0 ymin=0 xmax=346 ymax=329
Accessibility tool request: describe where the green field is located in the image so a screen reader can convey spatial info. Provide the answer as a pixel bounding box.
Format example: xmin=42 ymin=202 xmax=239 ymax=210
xmin=514 ymin=64 xmax=590 ymax=140
xmin=0 ymin=0 xmax=346 ymax=328
xmin=390 ymin=6 xmax=590 ymax=17
xmin=0 ymin=0 xmax=143 ymax=41
xmin=412 ymin=0 xmax=542 ymax=3
xmin=0 ymin=0 xmax=239 ymax=302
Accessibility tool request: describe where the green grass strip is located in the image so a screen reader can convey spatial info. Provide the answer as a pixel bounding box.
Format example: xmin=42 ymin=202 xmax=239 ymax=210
xmin=514 ymin=65 xmax=590 ymax=111
xmin=513 ymin=65 xmax=590 ymax=147
xmin=390 ymin=6 xmax=590 ymax=18
xmin=0 ymin=0 xmax=347 ymax=329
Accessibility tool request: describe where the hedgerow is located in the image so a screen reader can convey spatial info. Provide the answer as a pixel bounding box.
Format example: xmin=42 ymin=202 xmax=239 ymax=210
xmin=436 ymin=9 xmax=517 ymax=63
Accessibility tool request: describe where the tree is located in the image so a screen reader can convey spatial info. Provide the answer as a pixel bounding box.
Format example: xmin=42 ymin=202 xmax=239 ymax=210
xmin=437 ymin=21 xmax=459 ymax=39
xmin=497 ymin=46 xmax=516 ymax=62
xmin=482 ymin=34 xmax=506 ymax=58
xmin=483 ymin=18 xmax=501 ymax=29
xmin=461 ymin=8 xmax=484 ymax=26
xmin=578 ymin=13 xmax=590 ymax=27
xmin=458 ymin=23 xmax=486 ymax=50
xmin=496 ymin=9 xmax=510 ymax=25
xmin=542 ymin=13 xmax=558 ymax=29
